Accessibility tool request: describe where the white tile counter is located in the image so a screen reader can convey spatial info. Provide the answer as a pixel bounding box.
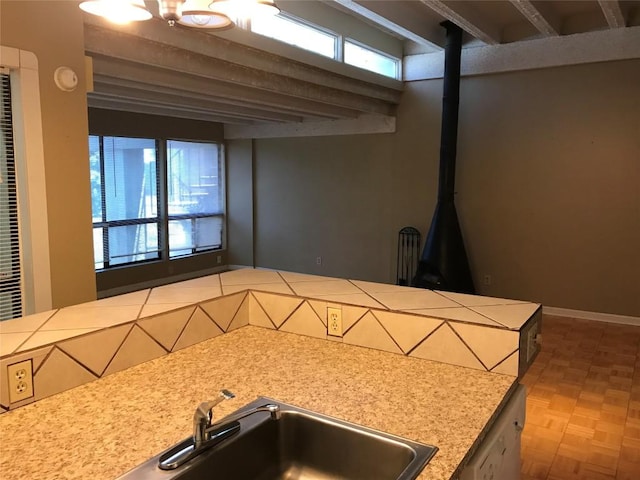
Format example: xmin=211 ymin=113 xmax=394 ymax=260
xmin=0 ymin=268 xmax=541 ymax=413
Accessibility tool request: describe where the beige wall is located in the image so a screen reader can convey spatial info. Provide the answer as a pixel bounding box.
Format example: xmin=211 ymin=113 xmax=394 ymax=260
xmin=226 ymin=139 xmax=254 ymax=267
xmin=240 ymin=59 xmax=640 ymax=317
xmin=1 ymin=1 xmax=97 ymax=307
xmin=251 ymin=134 xmax=397 ymax=281
xmin=455 ymin=60 xmax=640 ymax=318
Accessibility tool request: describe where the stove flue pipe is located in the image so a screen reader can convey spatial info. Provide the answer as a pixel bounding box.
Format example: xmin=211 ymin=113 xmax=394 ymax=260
xmin=411 ymin=21 xmax=475 ymax=294
xmin=438 ymin=21 xmax=462 ymax=203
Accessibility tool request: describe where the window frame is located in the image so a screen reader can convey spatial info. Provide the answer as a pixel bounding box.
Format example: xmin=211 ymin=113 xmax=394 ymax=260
xmin=343 ymin=37 xmax=401 ymax=80
xmin=0 ymin=46 xmax=52 ymax=316
xmin=247 ymin=12 xmax=401 ymax=80
xmin=165 ymin=138 xmax=225 ymax=259
xmin=250 ymin=11 xmax=341 ymax=60
xmin=90 ymin=135 xmax=162 ymax=270
xmin=87 ymin=109 xmax=227 ymax=296
xmin=90 ymin=134 xmax=225 ymax=271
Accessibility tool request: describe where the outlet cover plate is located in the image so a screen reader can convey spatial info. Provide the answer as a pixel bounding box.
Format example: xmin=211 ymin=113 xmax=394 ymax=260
xmin=327 ymin=307 xmax=342 ymax=337
xmin=8 ymin=359 xmax=34 ymax=403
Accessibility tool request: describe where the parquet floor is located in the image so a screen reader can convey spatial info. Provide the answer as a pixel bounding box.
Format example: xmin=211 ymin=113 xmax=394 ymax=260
xmin=520 ymin=315 xmax=640 ymax=480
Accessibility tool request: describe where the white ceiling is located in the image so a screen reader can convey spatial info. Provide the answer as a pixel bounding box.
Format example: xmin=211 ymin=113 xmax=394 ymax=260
xmin=85 ymin=1 xmax=640 ymax=138
xmin=326 ymin=0 xmax=640 ymax=52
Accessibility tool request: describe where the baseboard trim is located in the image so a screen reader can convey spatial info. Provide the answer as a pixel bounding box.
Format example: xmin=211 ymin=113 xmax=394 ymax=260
xmin=543 ymin=306 xmax=640 ymax=326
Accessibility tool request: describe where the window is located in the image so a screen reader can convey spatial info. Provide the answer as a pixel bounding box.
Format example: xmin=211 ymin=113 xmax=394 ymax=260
xmin=251 ymin=13 xmax=338 ymax=59
xmin=249 ymin=14 xmax=401 ymax=80
xmin=344 ymin=40 xmax=400 ymax=79
xmin=166 ymin=140 xmax=223 ymax=258
xmin=0 ymin=71 xmax=22 ymax=320
xmin=90 ymin=136 xmax=223 ymax=270
xmin=0 ymin=46 xmax=51 ymax=316
xmin=90 ymin=136 xmax=158 ymax=268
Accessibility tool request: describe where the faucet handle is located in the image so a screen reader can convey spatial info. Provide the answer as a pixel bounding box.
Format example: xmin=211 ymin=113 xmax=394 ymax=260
xmin=196 ymin=389 xmax=235 ymax=420
xmin=219 ymin=389 xmax=235 ymax=401
xmin=193 ymin=389 xmax=235 ymax=447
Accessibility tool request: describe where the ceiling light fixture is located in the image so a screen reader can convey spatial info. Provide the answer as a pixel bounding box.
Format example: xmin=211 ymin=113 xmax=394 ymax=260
xmin=79 ymin=0 xmax=152 ymax=24
xmin=79 ymin=0 xmax=278 ymax=29
xmin=157 ymin=0 xmax=183 ymax=26
xmin=179 ymin=0 xmax=233 ymax=29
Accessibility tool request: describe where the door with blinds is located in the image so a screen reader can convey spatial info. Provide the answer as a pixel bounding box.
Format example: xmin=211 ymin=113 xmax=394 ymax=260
xmin=0 ymin=70 xmax=23 ymax=320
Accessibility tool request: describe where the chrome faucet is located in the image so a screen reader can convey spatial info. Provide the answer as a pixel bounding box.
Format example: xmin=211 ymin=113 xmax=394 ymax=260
xmin=159 ymin=389 xmax=281 ymax=471
xmin=193 ymin=388 xmax=236 ymax=449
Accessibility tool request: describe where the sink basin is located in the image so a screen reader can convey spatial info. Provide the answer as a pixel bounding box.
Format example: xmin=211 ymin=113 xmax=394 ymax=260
xmin=117 ymin=397 xmax=438 ymax=480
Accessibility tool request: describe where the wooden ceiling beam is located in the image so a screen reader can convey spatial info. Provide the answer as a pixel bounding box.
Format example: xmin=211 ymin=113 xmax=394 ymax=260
xmin=88 ymin=97 xmax=255 ymax=125
xmin=225 ymin=114 xmax=395 ymax=139
xmin=405 ymin=26 xmax=640 ymax=80
xmin=90 ymin=59 xmax=367 ymax=120
xmin=91 ymin=83 xmax=306 ymax=123
xmin=419 ymin=0 xmax=502 ymax=45
xmin=83 ymin=18 xmax=402 ymax=98
xmin=85 ymin=24 xmax=399 ymax=116
xmin=598 ymin=0 xmax=626 ymax=28
xmin=510 ymin=0 xmax=561 ymax=36
xmin=91 ymin=75 xmax=340 ymax=121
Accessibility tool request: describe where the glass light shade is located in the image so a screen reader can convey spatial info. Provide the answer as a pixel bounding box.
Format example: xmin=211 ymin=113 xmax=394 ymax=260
xmin=178 ymin=0 xmax=234 ymax=28
xmin=157 ymin=0 xmax=183 ymax=24
xmin=210 ymin=0 xmax=279 ymax=21
xmin=79 ymin=0 xmax=152 ymax=24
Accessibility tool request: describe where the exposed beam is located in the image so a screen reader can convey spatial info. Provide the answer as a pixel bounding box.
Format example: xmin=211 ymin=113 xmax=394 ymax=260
xmin=598 ymin=0 xmax=626 ymax=28
xmin=224 ymin=114 xmax=395 ymax=139
xmin=91 ymin=58 xmax=366 ymax=120
xmin=419 ymin=0 xmax=501 ymax=45
xmin=88 ymin=97 xmax=255 ymax=125
xmin=84 ymin=25 xmax=399 ymax=115
xmin=83 ymin=16 xmax=402 ymax=96
xmin=404 ymin=25 xmax=640 ymax=81
xmin=510 ymin=0 xmax=560 ymax=37
xmin=92 ymin=82 xmax=306 ymax=123
xmin=330 ymin=0 xmax=443 ymax=50
xmin=91 ymin=75 xmax=339 ymax=122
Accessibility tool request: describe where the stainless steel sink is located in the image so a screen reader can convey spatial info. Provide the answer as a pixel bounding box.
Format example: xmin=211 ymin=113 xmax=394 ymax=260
xmin=117 ymin=397 xmax=438 ymax=480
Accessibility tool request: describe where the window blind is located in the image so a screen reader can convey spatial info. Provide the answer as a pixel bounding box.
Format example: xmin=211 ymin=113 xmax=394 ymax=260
xmin=0 ymin=70 xmax=23 ymax=320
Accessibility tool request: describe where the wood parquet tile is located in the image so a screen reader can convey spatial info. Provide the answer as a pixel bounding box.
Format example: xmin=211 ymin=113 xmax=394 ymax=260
xmin=521 ymin=315 xmax=640 ymax=480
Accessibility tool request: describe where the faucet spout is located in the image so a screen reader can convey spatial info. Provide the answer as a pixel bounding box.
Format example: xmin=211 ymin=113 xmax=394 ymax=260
xmin=205 ymin=403 xmax=280 ymax=437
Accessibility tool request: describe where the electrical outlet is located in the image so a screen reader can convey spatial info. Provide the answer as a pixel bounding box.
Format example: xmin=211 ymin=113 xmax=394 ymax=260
xmin=316 ymin=256 xmax=322 ymax=265
xmin=8 ymin=360 xmax=34 ymax=403
xmin=327 ymin=307 xmax=342 ymax=337
xmin=526 ymin=323 xmax=540 ymax=363
xmin=483 ymin=274 xmax=492 ymax=286
xmin=216 ymin=255 xmax=222 ymax=264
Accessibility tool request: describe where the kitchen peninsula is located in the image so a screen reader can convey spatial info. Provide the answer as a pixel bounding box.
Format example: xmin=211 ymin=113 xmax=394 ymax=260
xmin=0 ymin=326 xmax=516 ymax=480
xmin=0 ymin=268 xmax=541 ymax=479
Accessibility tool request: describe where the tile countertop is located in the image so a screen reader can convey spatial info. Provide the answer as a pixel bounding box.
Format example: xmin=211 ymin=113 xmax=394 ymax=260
xmin=0 ymin=326 xmax=517 ymax=480
xmin=0 ymin=268 xmax=541 ymax=357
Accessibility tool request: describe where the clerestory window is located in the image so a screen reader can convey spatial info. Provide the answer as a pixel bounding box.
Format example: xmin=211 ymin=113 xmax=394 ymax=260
xmin=251 ymin=12 xmax=338 ymax=59
xmin=344 ymin=39 xmax=400 ymax=79
xmin=250 ymin=12 xmax=401 ymax=80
